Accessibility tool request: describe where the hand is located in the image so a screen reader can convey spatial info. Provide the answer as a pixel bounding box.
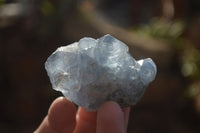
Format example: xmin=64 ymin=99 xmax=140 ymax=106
xmin=34 ymin=97 xmax=130 ymax=133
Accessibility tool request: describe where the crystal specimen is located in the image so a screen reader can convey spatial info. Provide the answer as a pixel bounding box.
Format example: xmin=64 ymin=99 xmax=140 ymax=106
xmin=45 ymin=34 xmax=157 ymax=111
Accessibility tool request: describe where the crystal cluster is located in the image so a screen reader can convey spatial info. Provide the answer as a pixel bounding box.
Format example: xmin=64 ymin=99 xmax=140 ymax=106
xmin=45 ymin=34 xmax=157 ymax=111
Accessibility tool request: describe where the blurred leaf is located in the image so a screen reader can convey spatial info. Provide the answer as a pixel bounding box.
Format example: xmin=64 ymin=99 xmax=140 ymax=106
xmin=40 ymin=0 xmax=55 ymax=17
xmin=181 ymin=45 xmax=200 ymax=79
xmin=132 ymin=18 xmax=200 ymax=101
xmin=184 ymin=82 xmax=200 ymax=98
xmin=182 ymin=62 xmax=197 ymax=77
xmin=0 ymin=0 xmax=5 ymax=7
xmin=132 ymin=18 xmax=185 ymax=42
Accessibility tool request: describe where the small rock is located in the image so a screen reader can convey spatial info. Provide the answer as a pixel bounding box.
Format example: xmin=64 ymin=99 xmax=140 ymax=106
xmin=45 ymin=34 xmax=157 ymax=111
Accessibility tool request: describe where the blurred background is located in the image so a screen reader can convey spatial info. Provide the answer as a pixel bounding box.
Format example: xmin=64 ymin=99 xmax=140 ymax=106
xmin=0 ymin=0 xmax=200 ymax=132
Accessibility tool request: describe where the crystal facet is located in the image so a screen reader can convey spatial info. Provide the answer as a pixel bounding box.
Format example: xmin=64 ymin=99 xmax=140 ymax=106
xmin=45 ymin=34 xmax=157 ymax=111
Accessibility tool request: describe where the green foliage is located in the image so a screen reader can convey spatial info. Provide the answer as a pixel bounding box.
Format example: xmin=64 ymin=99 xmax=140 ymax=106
xmin=185 ymin=82 xmax=200 ymax=98
xmin=132 ymin=18 xmax=200 ymax=99
xmin=182 ymin=46 xmax=200 ymax=79
xmin=132 ymin=18 xmax=187 ymax=51
xmin=40 ymin=0 xmax=55 ymax=17
xmin=0 ymin=0 xmax=5 ymax=7
xmin=132 ymin=18 xmax=185 ymax=41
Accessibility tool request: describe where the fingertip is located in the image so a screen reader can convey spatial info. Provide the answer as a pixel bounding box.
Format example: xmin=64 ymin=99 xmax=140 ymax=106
xmin=99 ymin=101 xmax=122 ymax=113
xmin=73 ymin=107 xmax=97 ymax=133
xmin=48 ymin=97 xmax=76 ymax=133
xmin=97 ymin=101 xmax=124 ymax=133
xmin=76 ymin=107 xmax=97 ymax=123
xmin=122 ymin=107 xmax=130 ymax=132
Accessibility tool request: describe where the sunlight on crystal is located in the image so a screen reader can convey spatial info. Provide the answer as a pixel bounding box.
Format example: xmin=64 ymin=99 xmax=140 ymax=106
xmin=45 ymin=34 xmax=157 ymax=111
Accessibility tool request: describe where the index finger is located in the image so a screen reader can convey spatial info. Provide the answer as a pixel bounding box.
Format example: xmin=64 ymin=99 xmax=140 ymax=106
xmin=97 ymin=101 xmax=127 ymax=133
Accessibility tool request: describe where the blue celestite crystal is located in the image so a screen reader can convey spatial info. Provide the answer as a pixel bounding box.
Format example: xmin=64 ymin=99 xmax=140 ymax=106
xmin=45 ymin=34 xmax=157 ymax=111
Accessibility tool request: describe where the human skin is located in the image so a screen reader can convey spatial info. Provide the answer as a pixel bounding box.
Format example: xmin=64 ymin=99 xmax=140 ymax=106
xmin=34 ymin=97 xmax=130 ymax=133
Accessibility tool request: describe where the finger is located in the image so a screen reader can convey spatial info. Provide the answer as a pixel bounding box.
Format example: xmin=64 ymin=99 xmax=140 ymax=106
xmin=34 ymin=116 xmax=56 ymax=133
xmin=122 ymin=107 xmax=130 ymax=132
xmin=35 ymin=97 xmax=76 ymax=133
xmin=97 ymin=101 xmax=125 ymax=133
xmin=73 ymin=107 xmax=97 ymax=133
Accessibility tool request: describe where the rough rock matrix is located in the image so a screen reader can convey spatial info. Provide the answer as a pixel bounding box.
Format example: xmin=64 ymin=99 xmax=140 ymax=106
xmin=45 ymin=34 xmax=157 ymax=111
